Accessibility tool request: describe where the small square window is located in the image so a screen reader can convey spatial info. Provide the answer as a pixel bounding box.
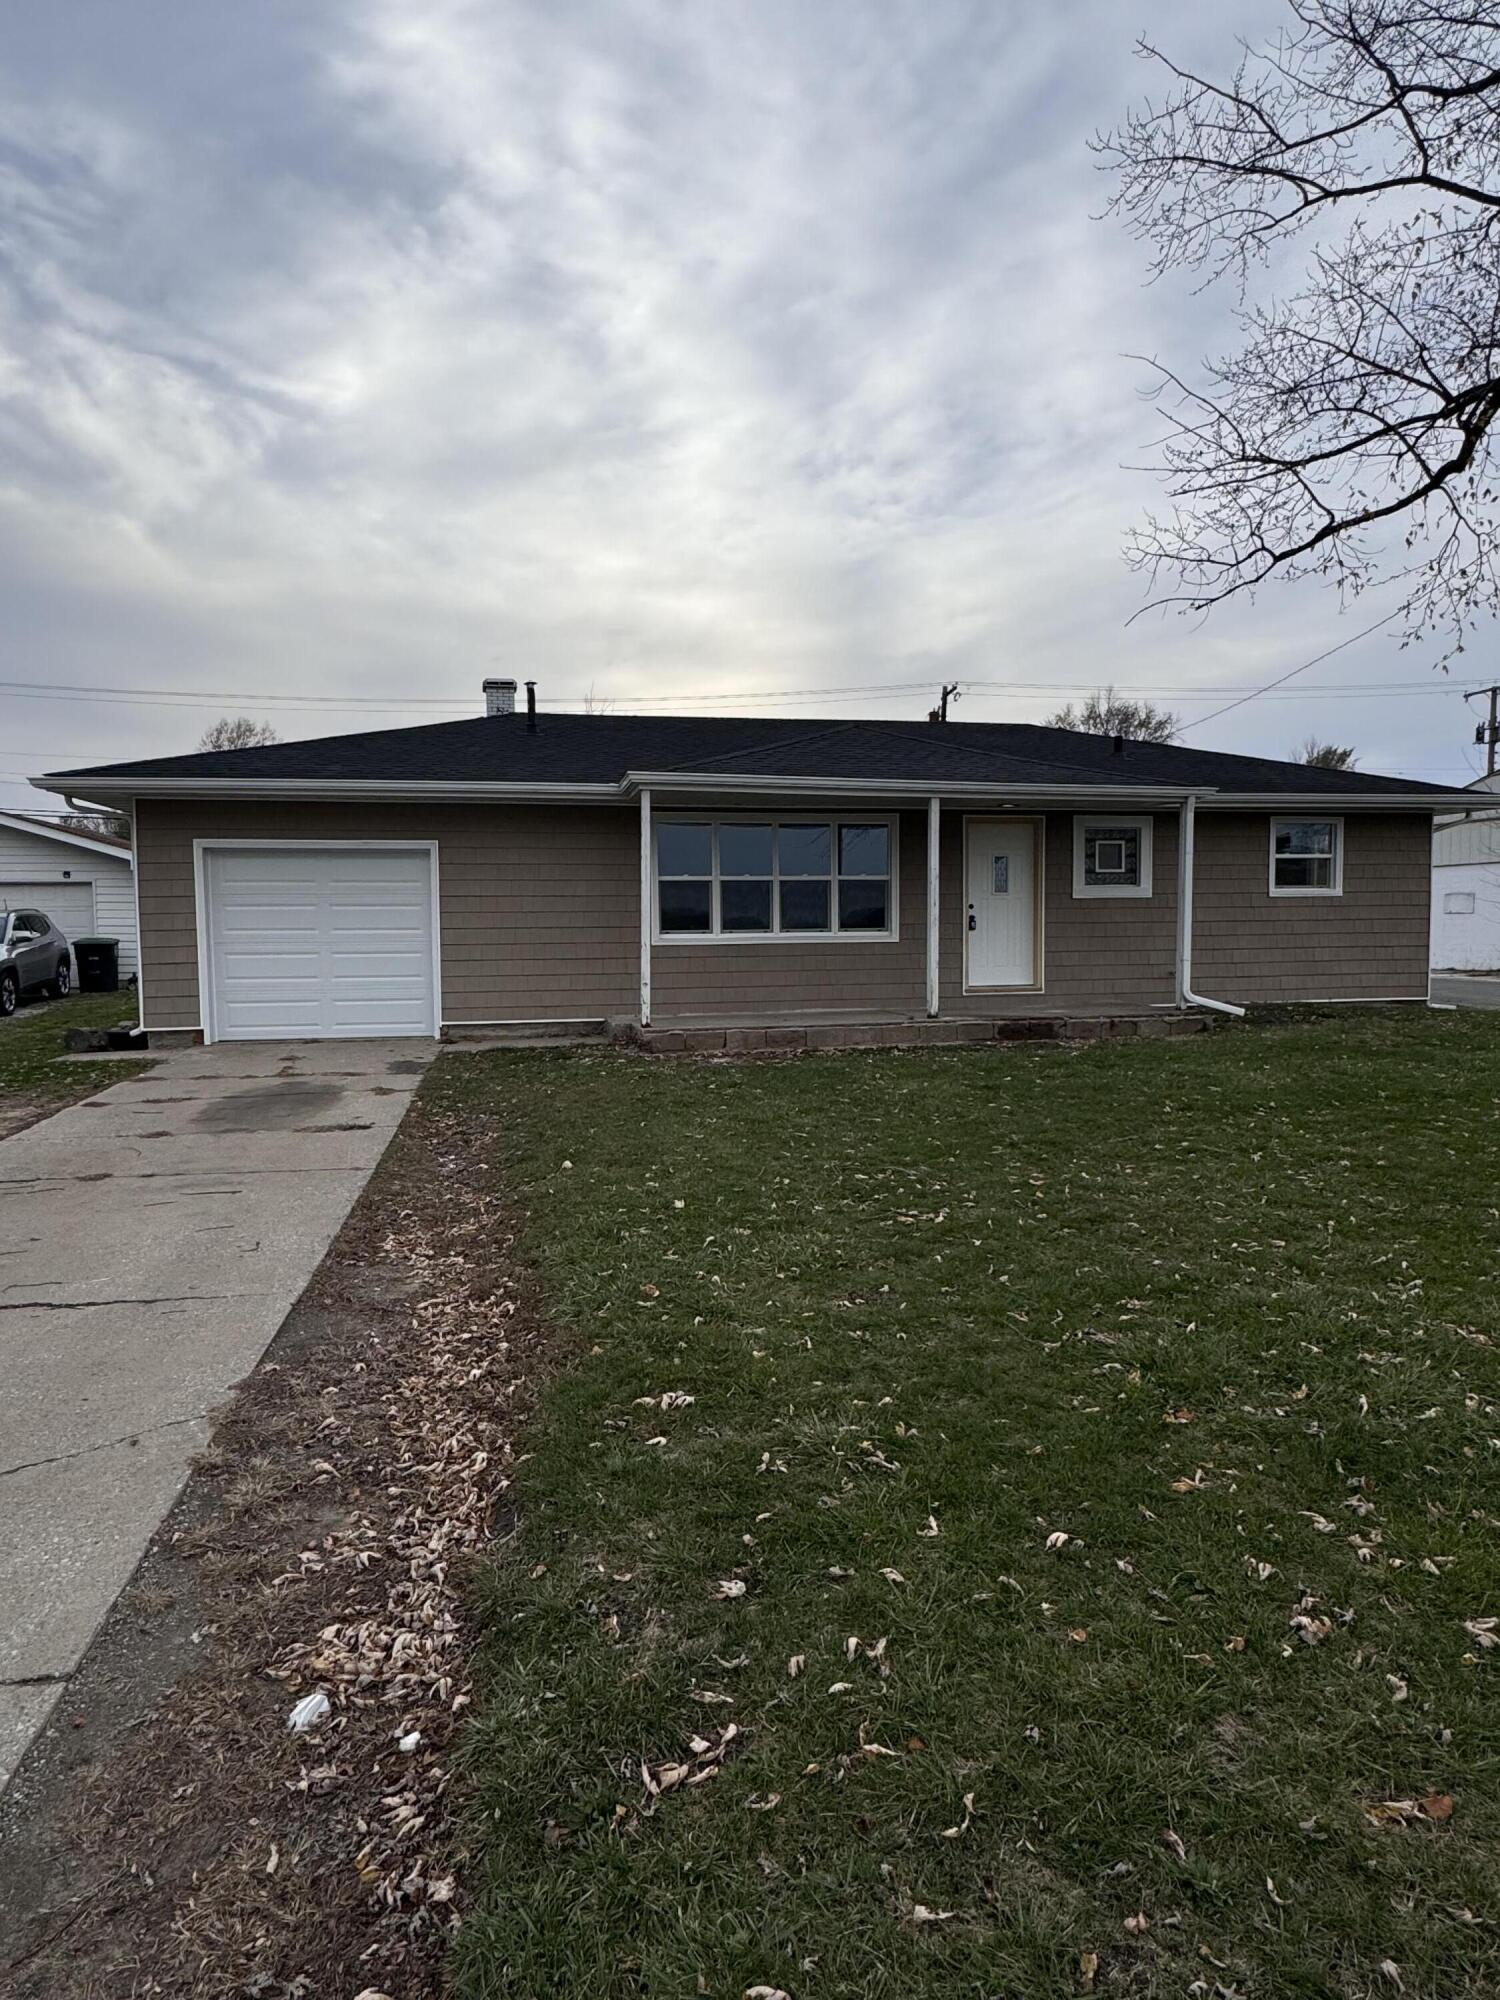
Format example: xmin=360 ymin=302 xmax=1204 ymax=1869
xmin=1073 ymin=817 xmax=1152 ymax=898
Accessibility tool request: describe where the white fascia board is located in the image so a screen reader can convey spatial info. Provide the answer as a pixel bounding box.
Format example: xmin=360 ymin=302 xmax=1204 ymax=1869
xmin=35 ymin=770 xmax=1202 ymax=808
xmin=1201 ymin=792 xmax=1476 ymax=812
xmin=622 ymin=771 xmax=1199 ymax=803
xmin=30 ymin=776 xmax=623 ymax=804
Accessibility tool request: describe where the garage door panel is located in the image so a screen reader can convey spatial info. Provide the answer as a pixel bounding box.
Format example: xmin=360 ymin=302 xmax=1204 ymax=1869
xmin=204 ymin=848 xmax=436 ymax=1041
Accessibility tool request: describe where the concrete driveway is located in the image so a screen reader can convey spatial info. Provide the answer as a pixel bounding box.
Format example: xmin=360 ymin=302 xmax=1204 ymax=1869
xmin=0 ymin=1039 xmax=433 ymax=1789
xmin=1431 ymin=973 xmax=1500 ymax=1010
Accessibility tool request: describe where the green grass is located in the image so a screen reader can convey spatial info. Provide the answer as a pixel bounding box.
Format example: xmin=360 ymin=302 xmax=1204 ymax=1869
xmin=0 ymin=988 xmax=150 ymax=1116
xmin=440 ymin=1011 xmax=1500 ymax=2000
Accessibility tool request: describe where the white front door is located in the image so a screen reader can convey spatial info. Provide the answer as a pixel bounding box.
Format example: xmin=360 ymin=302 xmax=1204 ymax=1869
xmin=965 ymin=818 xmax=1040 ymax=989
xmin=203 ymin=845 xmax=438 ymax=1041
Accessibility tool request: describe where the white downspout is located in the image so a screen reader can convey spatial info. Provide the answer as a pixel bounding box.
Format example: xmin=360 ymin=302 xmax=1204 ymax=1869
xmin=925 ymin=795 xmax=941 ymax=1018
xmin=639 ymin=787 xmax=652 ymax=1028
xmin=1177 ymin=793 xmax=1245 ymax=1018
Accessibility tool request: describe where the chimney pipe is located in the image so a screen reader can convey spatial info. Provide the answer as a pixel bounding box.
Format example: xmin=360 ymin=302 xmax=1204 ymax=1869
xmin=525 ymin=680 xmax=537 ymax=732
xmin=1111 ymin=733 xmax=1124 ymax=755
xmin=483 ymin=677 xmax=517 ymax=718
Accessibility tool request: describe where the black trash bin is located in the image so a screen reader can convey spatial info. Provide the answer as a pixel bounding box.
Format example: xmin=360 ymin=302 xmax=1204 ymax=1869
xmin=74 ymin=937 xmax=121 ymax=992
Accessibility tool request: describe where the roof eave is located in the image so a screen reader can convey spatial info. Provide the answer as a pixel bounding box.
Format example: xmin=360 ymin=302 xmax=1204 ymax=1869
xmin=622 ymin=771 xmax=1202 ymax=801
xmin=1202 ymin=791 xmax=1475 ymax=811
xmin=0 ymin=807 xmax=133 ymax=859
xmin=31 ymin=775 xmax=625 ymax=803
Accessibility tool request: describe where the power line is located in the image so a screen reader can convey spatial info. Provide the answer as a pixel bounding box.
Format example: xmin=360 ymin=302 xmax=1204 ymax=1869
xmin=1173 ymin=609 xmax=1405 ymax=735
xmin=0 ymin=667 xmax=1470 ymax=718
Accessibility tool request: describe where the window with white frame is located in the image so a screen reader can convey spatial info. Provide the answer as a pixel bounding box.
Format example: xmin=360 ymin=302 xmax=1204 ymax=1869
xmin=654 ymin=819 xmax=895 ymax=938
xmin=1270 ymin=817 xmax=1342 ymax=895
xmin=1072 ymin=815 xmax=1153 ymax=898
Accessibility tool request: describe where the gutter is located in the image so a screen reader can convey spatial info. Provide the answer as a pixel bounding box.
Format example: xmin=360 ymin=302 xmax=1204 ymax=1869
xmin=1201 ymin=791 xmax=1482 ymax=812
xmin=1176 ymin=793 xmax=1245 ymax=1019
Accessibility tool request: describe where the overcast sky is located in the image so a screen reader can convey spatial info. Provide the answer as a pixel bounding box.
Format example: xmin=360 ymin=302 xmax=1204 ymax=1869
xmin=1 ymin=0 xmax=1491 ymax=807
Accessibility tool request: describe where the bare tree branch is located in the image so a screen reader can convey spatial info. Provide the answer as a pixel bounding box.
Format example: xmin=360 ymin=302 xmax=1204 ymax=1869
xmin=1098 ymin=1 xmax=1500 ymax=657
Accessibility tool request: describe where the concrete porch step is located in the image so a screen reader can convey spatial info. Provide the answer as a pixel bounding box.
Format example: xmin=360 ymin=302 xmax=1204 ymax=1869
xmin=637 ymin=1014 xmax=1207 ymax=1055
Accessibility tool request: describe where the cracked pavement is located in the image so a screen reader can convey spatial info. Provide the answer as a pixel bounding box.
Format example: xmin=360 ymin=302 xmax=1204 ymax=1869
xmin=0 ymin=1038 xmax=433 ymax=1789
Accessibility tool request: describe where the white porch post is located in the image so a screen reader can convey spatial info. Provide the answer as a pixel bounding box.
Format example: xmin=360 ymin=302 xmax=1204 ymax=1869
xmin=639 ymin=787 xmax=652 ymax=1026
xmin=926 ymin=795 xmax=941 ymax=1017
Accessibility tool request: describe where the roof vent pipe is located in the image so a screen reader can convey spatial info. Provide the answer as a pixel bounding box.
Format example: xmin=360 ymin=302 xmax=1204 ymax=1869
xmin=1111 ymin=733 xmax=1124 ymax=755
xmin=525 ymin=680 xmax=538 ymax=733
xmin=483 ymin=678 xmax=517 ymax=718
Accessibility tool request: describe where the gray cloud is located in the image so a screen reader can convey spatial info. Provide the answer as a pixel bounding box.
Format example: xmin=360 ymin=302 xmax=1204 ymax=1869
xmin=0 ymin=0 xmax=1485 ymax=799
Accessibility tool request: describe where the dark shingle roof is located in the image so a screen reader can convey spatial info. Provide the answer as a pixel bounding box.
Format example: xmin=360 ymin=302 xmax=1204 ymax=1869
xmin=41 ymin=711 xmax=1457 ymax=797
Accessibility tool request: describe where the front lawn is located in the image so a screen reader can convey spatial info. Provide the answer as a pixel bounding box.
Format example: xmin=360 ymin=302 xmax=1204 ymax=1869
xmin=0 ymin=987 xmax=149 ymax=1135
xmin=442 ymin=1012 xmax=1500 ymax=2000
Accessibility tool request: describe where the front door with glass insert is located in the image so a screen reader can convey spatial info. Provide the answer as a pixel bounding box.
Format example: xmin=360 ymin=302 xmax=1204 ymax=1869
xmin=965 ymin=818 xmax=1039 ymax=989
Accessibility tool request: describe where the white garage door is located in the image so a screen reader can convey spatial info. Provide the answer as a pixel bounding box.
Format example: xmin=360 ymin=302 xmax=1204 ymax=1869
xmin=203 ymin=846 xmax=437 ymax=1041
xmin=1 ymin=880 xmax=95 ymax=946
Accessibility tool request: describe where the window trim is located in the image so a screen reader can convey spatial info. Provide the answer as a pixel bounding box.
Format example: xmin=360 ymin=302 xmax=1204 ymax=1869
xmin=1071 ymin=814 xmax=1154 ymax=900
xmin=1268 ymin=815 xmax=1344 ymax=898
xmin=652 ymin=812 xmax=899 ymax=944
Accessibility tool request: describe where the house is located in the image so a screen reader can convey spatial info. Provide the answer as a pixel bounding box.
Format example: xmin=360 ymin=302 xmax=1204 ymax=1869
xmin=0 ymin=809 xmax=138 ymax=978
xmin=1431 ymin=774 xmax=1500 ymax=972
xmin=33 ymin=681 xmax=1477 ymax=1046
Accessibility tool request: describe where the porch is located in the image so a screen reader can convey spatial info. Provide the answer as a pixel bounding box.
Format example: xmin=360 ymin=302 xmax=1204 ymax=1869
xmin=635 ymin=793 xmax=1214 ymax=1027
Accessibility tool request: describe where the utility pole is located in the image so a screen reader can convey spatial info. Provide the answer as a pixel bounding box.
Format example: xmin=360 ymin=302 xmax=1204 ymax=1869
xmin=928 ymin=682 xmax=961 ymax=724
xmin=1467 ymin=685 xmax=1500 ymax=777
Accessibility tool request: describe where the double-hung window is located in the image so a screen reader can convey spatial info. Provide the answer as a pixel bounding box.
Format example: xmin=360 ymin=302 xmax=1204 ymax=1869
xmin=1270 ymin=817 xmax=1342 ymax=895
xmin=655 ymin=819 xmax=895 ymax=938
xmin=1072 ymin=815 xmax=1153 ymax=898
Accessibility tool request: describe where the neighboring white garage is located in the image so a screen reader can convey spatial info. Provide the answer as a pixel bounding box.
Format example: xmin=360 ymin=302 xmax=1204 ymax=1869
xmin=197 ymin=842 xmax=439 ymax=1041
xmin=0 ymin=809 xmax=138 ymax=976
xmin=1431 ymin=807 xmax=1500 ymax=972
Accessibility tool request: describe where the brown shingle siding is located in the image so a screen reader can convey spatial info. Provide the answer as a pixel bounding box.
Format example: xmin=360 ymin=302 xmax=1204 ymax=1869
xmin=134 ymin=800 xmax=641 ymax=1028
xmin=1192 ymin=812 xmax=1429 ymax=1001
xmin=132 ymin=798 xmax=1432 ymax=1033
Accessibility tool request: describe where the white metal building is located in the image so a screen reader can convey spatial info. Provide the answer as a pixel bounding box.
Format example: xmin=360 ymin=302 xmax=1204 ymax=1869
xmin=0 ymin=811 xmax=138 ymax=976
xmin=1431 ymin=776 xmax=1500 ymax=971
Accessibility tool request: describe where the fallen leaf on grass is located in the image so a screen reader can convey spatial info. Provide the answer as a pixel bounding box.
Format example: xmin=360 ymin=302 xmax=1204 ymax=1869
xmin=1224 ymin=1634 xmax=1246 ymax=1653
xmin=879 ymin=1567 xmax=907 ymax=1585
xmin=1079 ymin=1950 xmax=1099 ymax=1991
xmin=787 ymin=1654 xmax=805 ymax=1678
xmin=918 ymin=1514 xmax=941 ymax=1537
xmin=1160 ymin=1828 xmax=1188 ymax=1865
xmin=1045 ymin=1531 xmax=1071 ymax=1550
xmin=1068 ymin=1627 xmax=1089 ymax=1644
xmin=910 ymin=1904 xmax=957 ymax=1925
xmin=744 ymin=1987 xmax=791 ymax=2000
xmin=1463 ymin=1617 xmax=1497 ymax=1650
xmin=940 ymin=1792 xmax=976 ymax=1839
xmin=641 ymin=1722 xmax=740 ymax=1801
xmin=714 ymin=1579 xmax=747 ymax=1600
xmin=1124 ymin=1912 xmax=1149 ymax=1935
xmin=1379 ymin=1962 xmax=1405 ymax=1991
xmin=745 ymin=1793 xmax=782 ymax=1812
